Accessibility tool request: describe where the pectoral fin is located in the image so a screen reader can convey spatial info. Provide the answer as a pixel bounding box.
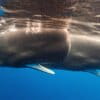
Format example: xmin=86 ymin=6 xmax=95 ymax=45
xmin=85 ymin=69 xmax=100 ymax=77
xmin=27 ymin=64 xmax=55 ymax=75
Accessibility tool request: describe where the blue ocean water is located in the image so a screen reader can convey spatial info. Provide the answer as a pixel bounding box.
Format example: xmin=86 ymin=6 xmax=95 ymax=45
xmin=0 ymin=9 xmax=5 ymax=16
xmin=0 ymin=67 xmax=100 ymax=100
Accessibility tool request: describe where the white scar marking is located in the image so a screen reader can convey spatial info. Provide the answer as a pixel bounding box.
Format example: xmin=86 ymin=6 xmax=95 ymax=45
xmin=31 ymin=22 xmax=42 ymax=33
xmin=26 ymin=21 xmax=42 ymax=34
xmin=8 ymin=24 xmax=17 ymax=32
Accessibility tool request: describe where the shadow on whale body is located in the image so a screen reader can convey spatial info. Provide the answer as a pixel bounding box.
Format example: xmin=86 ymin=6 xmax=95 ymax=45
xmin=0 ymin=0 xmax=100 ymax=76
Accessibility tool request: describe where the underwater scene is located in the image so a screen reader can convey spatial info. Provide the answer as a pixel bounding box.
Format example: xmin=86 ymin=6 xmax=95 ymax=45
xmin=0 ymin=0 xmax=100 ymax=100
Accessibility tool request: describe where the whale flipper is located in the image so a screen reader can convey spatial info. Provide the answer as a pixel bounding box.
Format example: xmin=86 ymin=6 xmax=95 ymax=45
xmin=85 ymin=70 xmax=100 ymax=77
xmin=27 ymin=64 xmax=55 ymax=75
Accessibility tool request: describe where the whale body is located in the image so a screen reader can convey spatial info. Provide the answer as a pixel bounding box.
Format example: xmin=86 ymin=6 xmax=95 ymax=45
xmin=0 ymin=0 xmax=100 ymax=76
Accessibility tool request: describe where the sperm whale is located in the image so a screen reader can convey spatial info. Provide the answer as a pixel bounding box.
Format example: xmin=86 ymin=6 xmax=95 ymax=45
xmin=0 ymin=0 xmax=100 ymax=76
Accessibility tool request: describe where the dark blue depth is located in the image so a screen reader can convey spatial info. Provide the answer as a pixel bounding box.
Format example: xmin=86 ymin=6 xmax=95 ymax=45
xmin=0 ymin=67 xmax=100 ymax=100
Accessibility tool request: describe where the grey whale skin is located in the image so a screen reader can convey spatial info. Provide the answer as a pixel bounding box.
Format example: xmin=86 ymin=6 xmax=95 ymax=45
xmin=0 ymin=0 xmax=100 ymax=75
